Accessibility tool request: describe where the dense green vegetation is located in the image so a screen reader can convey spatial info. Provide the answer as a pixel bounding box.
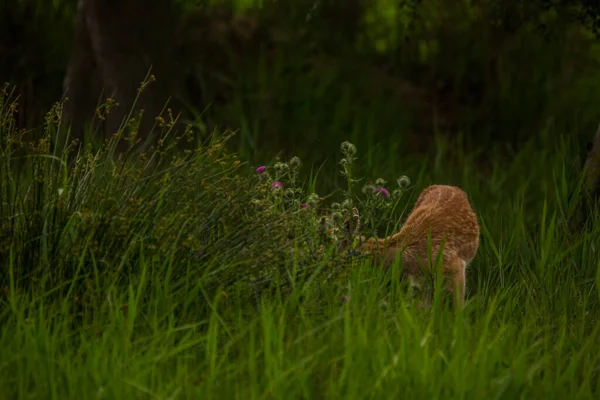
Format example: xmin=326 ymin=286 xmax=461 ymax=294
xmin=2 ymin=0 xmax=600 ymax=398
xmin=1 ymin=81 xmax=600 ymax=397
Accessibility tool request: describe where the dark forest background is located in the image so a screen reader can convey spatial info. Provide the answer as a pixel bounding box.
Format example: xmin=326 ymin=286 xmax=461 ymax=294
xmin=3 ymin=0 xmax=600 ymax=193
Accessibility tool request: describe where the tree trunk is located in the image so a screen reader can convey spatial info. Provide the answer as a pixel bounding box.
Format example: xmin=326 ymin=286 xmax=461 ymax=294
xmin=569 ymin=122 xmax=600 ymax=232
xmin=583 ymin=122 xmax=600 ymax=197
xmin=62 ymin=0 xmax=185 ymax=153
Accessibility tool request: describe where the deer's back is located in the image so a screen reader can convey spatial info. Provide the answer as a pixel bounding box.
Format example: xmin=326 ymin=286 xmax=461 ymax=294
xmin=397 ymin=185 xmax=479 ymax=263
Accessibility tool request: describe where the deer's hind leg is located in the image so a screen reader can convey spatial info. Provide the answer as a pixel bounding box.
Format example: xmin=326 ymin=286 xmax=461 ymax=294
xmin=444 ymin=257 xmax=467 ymax=308
xmin=400 ymin=251 xmax=467 ymax=309
xmin=415 ymin=256 xmax=466 ymax=309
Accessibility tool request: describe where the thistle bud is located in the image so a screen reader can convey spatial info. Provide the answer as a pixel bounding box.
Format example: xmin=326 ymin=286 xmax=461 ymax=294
xmin=289 ymin=156 xmax=302 ymax=170
xmin=397 ymin=175 xmax=411 ymax=188
xmin=340 ymin=141 xmax=357 ymax=156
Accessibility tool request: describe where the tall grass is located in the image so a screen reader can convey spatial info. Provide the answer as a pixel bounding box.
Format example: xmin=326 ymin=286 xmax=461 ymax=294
xmin=1 ymin=83 xmax=600 ymax=399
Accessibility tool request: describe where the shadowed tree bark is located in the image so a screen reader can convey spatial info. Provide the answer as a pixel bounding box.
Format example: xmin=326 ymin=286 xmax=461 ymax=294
xmin=62 ymin=0 xmax=186 ymax=153
xmin=568 ymin=122 xmax=600 ymax=232
xmin=583 ymin=123 xmax=600 ymax=197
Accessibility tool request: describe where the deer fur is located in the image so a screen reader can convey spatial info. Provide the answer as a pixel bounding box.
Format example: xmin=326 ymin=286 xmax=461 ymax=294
xmin=343 ymin=185 xmax=480 ymax=307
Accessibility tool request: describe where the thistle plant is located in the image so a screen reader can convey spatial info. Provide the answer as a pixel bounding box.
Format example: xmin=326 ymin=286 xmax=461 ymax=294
xmin=339 ymin=140 xmax=357 ymax=198
xmin=358 ymin=174 xmax=411 ymax=238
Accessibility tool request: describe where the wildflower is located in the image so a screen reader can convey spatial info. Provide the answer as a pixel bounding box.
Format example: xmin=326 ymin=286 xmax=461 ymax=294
xmin=256 ymin=165 xmax=266 ymax=174
xmin=272 ymin=181 xmax=283 ymax=189
xmin=301 ymin=203 xmax=309 ymax=209
xmin=342 ymin=295 xmax=350 ymax=303
xmin=376 ymin=187 xmax=390 ymax=197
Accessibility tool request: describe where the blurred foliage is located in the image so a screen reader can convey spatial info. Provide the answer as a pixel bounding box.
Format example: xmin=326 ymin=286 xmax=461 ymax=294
xmin=2 ymin=0 xmax=600 ymax=166
xmin=0 ymin=0 xmax=76 ymax=126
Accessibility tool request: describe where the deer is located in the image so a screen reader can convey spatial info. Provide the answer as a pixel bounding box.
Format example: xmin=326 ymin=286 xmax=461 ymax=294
xmin=340 ymin=185 xmax=480 ymax=308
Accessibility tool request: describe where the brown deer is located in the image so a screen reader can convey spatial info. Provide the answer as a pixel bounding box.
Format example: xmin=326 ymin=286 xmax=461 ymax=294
xmin=342 ymin=185 xmax=480 ymax=307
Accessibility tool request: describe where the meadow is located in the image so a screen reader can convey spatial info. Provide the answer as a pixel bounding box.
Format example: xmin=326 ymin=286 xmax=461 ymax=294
xmin=1 ymin=78 xmax=599 ymax=399
xmin=3 ymin=2 xmax=600 ymax=398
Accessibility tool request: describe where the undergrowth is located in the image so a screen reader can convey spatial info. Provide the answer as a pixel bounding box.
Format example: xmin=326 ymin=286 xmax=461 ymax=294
xmin=1 ymin=86 xmax=600 ymax=399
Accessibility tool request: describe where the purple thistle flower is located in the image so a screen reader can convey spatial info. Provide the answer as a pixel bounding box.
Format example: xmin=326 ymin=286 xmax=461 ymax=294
xmin=256 ymin=165 xmax=266 ymax=174
xmin=376 ymin=187 xmax=390 ymax=197
xmin=272 ymin=181 xmax=283 ymax=189
xmin=301 ymin=203 xmax=309 ymax=209
xmin=341 ymin=295 xmax=350 ymax=303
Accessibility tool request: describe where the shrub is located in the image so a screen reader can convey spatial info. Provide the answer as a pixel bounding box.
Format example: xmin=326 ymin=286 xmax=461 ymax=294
xmin=0 ymin=86 xmax=414 ymax=313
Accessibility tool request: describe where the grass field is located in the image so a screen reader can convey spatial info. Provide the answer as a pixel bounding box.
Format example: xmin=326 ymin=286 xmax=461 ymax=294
xmin=1 ymin=87 xmax=600 ymax=399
